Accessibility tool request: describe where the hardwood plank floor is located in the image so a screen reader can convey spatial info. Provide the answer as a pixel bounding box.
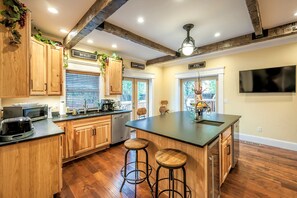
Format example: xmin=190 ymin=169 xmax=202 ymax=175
xmin=59 ymin=141 xmax=297 ymax=198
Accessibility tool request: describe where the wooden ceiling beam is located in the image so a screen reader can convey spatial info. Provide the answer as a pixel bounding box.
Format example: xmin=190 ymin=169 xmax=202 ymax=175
xmin=245 ymin=0 xmax=263 ymax=37
xmin=96 ymin=22 xmax=178 ymax=56
xmin=63 ymin=0 xmax=128 ymax=49
xmin=146 ymin=21 xmax=297 ymax=66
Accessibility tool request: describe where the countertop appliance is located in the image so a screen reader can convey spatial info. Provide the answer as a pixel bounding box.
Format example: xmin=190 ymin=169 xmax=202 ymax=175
xmin=207 ymin=137 xmax=220 ymax=198
xmin=232 ymin=120 xmax=240 ymax=168
xmin=0 ymin=117 xmax=34 ymax=142
xmin=100 ymin=99 xmax=115 ymax=112
xmin=3 ymin=104 xmax=48 ymax=121
xmin=111 ymin=112 xmax=130 ymax=144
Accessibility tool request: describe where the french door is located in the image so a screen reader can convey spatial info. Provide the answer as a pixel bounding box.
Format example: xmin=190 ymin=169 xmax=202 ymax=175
xmin=181 ymin=77 xmax=218 ymax=112
xmin=121 ymin=78 xmax=149 ymax=120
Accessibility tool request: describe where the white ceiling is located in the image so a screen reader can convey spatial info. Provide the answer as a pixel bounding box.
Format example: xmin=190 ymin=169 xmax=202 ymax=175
xmin=23 ymin=0 xmax=297 ymax=62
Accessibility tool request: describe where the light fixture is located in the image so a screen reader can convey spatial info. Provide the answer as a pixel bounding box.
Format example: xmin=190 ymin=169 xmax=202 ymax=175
xmin=137 ymin=17 xmax=144 ymax=24
xmin=112 ymin=44 xmax=117 ymax=48
xmin=48 ymin=7 xmax=58 ymax=14
xmin=60 ymin=29 xmax=68 ymax=34
xmin=87 ymin=39 xmax=93 ymax=44
xmin=214 ymin=32 xmax=221 ymax=37
xmin=294 ymin=12 xmax=297 ymax=16
xmin=178 ymin=24 xmax=197 ymax=56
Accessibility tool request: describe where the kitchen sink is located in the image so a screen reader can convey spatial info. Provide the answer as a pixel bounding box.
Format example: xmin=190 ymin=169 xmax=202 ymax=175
xmin=196 ymin=120 xmax=224 ymax=126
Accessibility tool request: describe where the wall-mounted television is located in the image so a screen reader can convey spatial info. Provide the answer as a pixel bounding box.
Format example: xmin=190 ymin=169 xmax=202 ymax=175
xmin=239 ymin=65 xmax=296 ymax=93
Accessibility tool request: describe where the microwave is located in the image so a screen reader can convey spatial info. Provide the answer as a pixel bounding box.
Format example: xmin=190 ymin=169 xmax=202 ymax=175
xmin=3 ymin=104 xmax=48 ymax=121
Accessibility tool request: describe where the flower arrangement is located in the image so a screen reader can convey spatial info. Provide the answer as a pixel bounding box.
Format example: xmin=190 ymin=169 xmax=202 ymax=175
xmin=0 ymin=0 xmax=28 ymax=45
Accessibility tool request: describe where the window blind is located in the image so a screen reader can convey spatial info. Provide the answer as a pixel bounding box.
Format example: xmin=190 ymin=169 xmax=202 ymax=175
xmin=66 ymin=71 xmax=100 ymax=109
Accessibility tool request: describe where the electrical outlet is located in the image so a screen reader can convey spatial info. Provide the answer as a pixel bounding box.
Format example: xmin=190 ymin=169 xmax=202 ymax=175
xmin=257 ymin=127 xmax=262 ymax=133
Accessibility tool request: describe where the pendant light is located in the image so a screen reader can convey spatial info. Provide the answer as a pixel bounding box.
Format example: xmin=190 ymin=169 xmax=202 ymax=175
xmin=178 ymin=24 xmax=197 ymax=56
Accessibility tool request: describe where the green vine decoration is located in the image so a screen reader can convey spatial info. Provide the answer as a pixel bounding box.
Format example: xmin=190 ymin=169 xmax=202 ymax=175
xmin=33 ymin=27 xmax=62 ymax=46
xmin=0 ymin=0 xmax=28 ymax=45
xmin=95 ymin=52 xmax=125 ymax=75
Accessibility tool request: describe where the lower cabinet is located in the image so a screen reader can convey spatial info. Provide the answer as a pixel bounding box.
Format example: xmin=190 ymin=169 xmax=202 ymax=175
xmin=220 ymin=127 xmax=233 ymax=185
xmin=55 ymin=116 xmax=111 ymax=162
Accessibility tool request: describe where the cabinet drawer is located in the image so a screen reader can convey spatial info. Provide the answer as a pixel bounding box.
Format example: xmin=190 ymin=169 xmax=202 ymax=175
xmin=221 ymin=127 xmax=231 ymax=140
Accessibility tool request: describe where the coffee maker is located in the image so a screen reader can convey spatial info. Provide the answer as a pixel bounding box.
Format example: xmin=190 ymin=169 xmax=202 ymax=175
xmin=100 ymin=99 xmax=115 ymax=112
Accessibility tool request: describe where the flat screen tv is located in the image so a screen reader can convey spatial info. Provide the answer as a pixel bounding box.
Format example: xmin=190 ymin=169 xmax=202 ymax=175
xmin=239 ymin=65 xmax=296 ymax=93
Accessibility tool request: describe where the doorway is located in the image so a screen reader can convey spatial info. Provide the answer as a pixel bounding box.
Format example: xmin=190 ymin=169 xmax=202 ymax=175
xmin=120 ymin=78 xmax=149 ymax=120
xmin=181 ymin=77 xmax=217 ymax=112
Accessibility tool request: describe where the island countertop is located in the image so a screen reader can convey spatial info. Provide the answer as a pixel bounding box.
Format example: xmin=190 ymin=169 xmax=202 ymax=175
xmin=125 ymin=111 xmax=241 ymax=147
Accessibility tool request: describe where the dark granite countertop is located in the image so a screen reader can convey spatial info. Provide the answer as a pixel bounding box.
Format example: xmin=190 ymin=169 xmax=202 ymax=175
xmin=0 ymin=119 xmax=64 ymax=147
xmin=125 ymin=111 xmax=241 ymax=147
xmin=52 ymin=110 xmax=132 ymax=122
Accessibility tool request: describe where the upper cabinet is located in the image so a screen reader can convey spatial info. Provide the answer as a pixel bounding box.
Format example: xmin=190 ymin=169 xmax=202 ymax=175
xmin=0 ymin=5 xmax=31 ymax=98
xmin=30 ymin=38 xmax=63 ymax=96
xmin=105 ymin=58 xmax=122 ymax=95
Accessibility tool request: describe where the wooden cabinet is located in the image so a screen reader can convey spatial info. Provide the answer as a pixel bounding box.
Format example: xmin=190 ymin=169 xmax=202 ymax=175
xmin=55 ymin=121 xmax=67 ymax=159
xmin=105 ymin=58 xmax=122 ymax=95
xmin=30 ymin=39 xmax=47 ymax=95
xmin=220 ymin=127 xmax=232 ymax=185
xmin=0 ymin=6 xmax=31 ymax=98
xmin=57 ymin=115 xmax=111 ymax=161
xmin=30 ymin=38 xmax=63 ymax=96
xmin=0 ymin=136 xmax=61 ymax=198
xmin=94 ymin=120 xmax=111 ymax=148
xmin=73 ymin=125 xmax=95 ymax=155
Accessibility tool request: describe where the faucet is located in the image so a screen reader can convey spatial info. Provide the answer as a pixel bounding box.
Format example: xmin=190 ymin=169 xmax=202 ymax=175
xmin=83 ymin=99 xmax=88 ymax=114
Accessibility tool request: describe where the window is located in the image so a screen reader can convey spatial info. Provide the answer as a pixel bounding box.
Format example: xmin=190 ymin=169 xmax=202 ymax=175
xmin=181 ymin=77 xmax=217 ymax=112
xmin=66 ymin=70 xmax=100 ymax=109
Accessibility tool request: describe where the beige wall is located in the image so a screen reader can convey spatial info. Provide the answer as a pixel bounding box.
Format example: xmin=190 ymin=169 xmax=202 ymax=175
xmin=162 ymin=42 xmax=297 ymax=143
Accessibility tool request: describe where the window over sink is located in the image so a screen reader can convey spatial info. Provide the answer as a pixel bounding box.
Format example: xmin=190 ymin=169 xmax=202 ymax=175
xmin=66 ymin=70 xmax=100 ymax=110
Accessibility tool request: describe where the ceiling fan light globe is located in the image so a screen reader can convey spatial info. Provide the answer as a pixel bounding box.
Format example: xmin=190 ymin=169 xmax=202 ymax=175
xmin=182 ymin=43 xmax=194 ymax=56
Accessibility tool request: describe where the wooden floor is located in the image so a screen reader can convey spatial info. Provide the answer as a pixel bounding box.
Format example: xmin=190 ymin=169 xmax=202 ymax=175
xmin=59 ymin=141 xmax=297 ymax=198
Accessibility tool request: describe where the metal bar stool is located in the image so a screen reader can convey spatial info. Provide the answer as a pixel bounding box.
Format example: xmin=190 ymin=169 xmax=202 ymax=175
xmin=154 ymin=148 xmax=191 ymax=198
xmin=120 ymin=138 xmax=153 ymax=197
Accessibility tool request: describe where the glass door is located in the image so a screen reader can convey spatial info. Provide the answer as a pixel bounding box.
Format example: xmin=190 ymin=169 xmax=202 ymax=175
xmin=181 ymin=77 xmax=217 ymax=112
xmin=121 ymin=78 xmax=149 ymax=120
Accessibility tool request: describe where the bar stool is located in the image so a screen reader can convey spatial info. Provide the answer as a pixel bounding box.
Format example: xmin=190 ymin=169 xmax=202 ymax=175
xmin=136 ymin=107 xmax=147 ymax=119
xmin=154 ymin=148 xmax=191 ymax=198
xmin=120 ymin=138 xmax=153 ymax=197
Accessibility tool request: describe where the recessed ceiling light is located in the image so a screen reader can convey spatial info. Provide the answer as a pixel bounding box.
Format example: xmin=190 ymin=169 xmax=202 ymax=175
xmin=112 ymin=44 xmax=117 ymax=48
xmin=214 ymin=32 xmax=221 ymax=37
xmin=294 ymin=12 xmax=297 ymax=16
xmin=137 ymin=17 xmax=144 ymax=24
xmin=87 ymin=39 xmax=94 ymax=44
xmin=60 ymin=29 xmax=68 ymax=34
xmin=48 ymin=7 xmax=58 ymax=14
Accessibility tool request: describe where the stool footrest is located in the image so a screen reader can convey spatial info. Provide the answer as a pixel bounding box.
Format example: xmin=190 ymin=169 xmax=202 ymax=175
xmin=153 ymin=177 xmax=192 ymax=198
xmin=120 ymin=161 xmax=152 ymax=185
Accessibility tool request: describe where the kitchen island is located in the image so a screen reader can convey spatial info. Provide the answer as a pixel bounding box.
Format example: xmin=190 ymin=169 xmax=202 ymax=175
xmin=126 ymin=111 xmax=240 ymax=198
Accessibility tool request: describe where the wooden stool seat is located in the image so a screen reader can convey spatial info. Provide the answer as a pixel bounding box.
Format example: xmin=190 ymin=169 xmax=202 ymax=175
xmin=124 ymin=138 xmax=149 ymax=150
xmin=155 ymin=148 xmax=187 ymax=168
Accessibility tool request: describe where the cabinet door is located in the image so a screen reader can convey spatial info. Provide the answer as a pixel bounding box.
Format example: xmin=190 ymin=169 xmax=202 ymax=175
xmin=47 ymin=45 xmax=63 ymax=95
xmin=221 ymin=136 xmax=232 ymax=184
xmin=30 ymin=39 xmax=47 ymax=95
xmin=0 ymin=10 xmax=30 ymax=98
xmin=55 ymin=122 xmax=67 ymax=159
xmin=94 ymin=121 xmax=111 ymax=148
xmin=73 ymin=125 xmax=95 ymax=155
xmin=105 ymin=58 xmax=122 ymax=95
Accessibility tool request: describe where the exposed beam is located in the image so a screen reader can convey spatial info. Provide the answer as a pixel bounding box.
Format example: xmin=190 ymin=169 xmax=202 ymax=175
xmin=96 ymin=22 xmax=178 ymax=56
xmin=63 ymin=0 xmax=128 ymax=49
xmin=245 ymin=0 xmax=263 ymax=37
xmin=146 ymin=21 xmax=297 ymax=66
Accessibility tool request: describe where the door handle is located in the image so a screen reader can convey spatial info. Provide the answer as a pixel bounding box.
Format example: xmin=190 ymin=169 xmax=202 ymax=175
xmin=227 ymin=144 xmax=231 ymax=155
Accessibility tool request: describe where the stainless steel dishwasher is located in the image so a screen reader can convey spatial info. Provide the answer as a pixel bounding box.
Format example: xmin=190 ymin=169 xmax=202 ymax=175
xmin=111 ymin=112 xmax=131 ymax=144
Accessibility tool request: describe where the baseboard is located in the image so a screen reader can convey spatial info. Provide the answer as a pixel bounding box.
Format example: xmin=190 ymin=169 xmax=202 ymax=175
xmin=238 ymin=133 xmax=297 ymax=151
